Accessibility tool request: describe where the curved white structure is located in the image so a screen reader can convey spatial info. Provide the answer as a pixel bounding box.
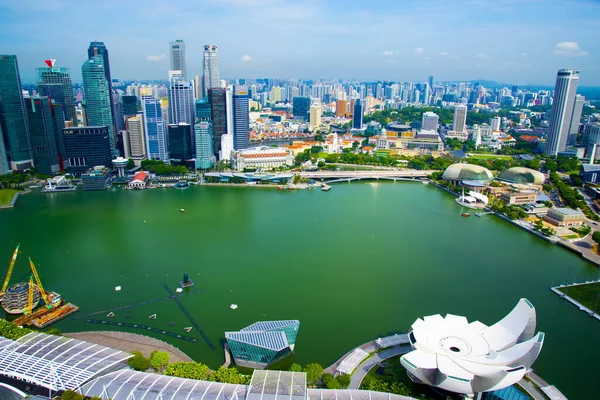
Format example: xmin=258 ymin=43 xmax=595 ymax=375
xmin=400 ymin=299 xmax=544 ymax=395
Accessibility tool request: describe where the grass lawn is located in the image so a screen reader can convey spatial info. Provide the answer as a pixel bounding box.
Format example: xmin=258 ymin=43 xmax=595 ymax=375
xmin=0 ymin=189 xmax=19 ymax=205
xmin=558 ymin=282 xmax=600 ymax=311
xmin=468 ymin=153 xmax=513 ymax=160
xmin=560 ymin=234 xmax=580 ymax=240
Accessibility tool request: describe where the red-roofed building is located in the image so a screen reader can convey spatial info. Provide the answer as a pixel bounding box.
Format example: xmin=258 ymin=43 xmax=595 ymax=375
xmin=519 ymin=135 xmax=540 ymax=143
xmin=129 ymin=171 xmax=150 ymax=189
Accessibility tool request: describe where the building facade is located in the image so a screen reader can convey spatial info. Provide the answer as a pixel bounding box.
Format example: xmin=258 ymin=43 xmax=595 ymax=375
xmin=121 ymin=95 xmax=138 ymax=118
xmin=0 ymin=55 xmax=32 ymax=170
xmin=25 ymin=96 xmax=60 ymax=175
xmin=203 ymin=45 xmax=220 ymax=97
xmin=125 ymin=114 xmax=147 ymax=161
xmin=309 ymin=105 xmax=321 ymax=132
xmin=453 ymin=104 xmax=467 ymax=134
xmin=545 ymin=69 xmax=580 ymax=156
xmin=82 ymin=55 xmax=116 ymax=156
xmin=352 ymin=99 xmax=364 ymax=129
xmin=169 ymin=40 xmax=187 ymax=78
xmin=143 ymin=97 xmax=169 ymax=163
xmin=194 ymin=121 xmax=216 ymax=169
xmin=0 ymin=125 xmax=9 ymax=174
xmin=36 ymin=63 xmax=76 ymax=124
xmin=233 ymin=86 xmax=250 ymax=150
xmin=81 ymin=166 xmax=111 ymax=190
xmin=543 ymin=207 xmax=585 ymax=227
xmin=568 ymin=94 xmax=585 ymax=145
xmin=195 ymin=98 xmax=211 ymax=121
xmin=63 ymin=126 xmax=112 ymax=175
xmin=231 ymin=147 xmax=294 ymax=171
xmin=167 ymin=73 xmax=195 ymax=126
xmin=209 ymin=88 xmax=227 ymax=157
xmin=220 ymin=133 xmax=233 ymax=162
xmin=87 ymin=41 xmax=116 ymax=144
xmin=168 ymin=123 xmax=192 ymax=162
xmin=422 ymin=111 xmax=439 ymax=131
xmin=292 ymin=96 xmax=310 ymax=121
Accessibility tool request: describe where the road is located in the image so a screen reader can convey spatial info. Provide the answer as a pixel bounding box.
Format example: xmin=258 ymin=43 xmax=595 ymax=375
xmin=348 ymin=345 xmax=412 ymax=389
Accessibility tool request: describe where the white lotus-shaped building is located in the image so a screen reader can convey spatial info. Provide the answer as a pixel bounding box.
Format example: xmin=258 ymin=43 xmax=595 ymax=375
xmin=400 ymin=299 xmax=544 ymax=395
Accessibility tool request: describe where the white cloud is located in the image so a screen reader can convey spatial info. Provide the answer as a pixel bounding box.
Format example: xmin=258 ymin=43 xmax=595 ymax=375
xmin=241 ymin=55 xmax=253 ymax=62
xmin=414 ymin=47 xmax=424 ymax=55
xmin=440 ymin=52 xmax=449 ymax=56
xmin=554 ymin=41 xmax=588 ymax=56
xmin=382 ymin=50 xmax=397 ymax=56
xmin=475 ymin=52 xmax=491 ymax=59
xmin=146 ymin=54 xmax=166 ymax=62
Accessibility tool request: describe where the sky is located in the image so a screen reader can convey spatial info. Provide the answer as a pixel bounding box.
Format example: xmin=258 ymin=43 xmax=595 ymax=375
xmin=1 ymin=0 xmax=599 ymax=85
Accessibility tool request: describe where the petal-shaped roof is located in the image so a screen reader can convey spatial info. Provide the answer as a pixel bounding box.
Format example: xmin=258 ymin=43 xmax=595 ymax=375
xmin=442 ymin=163 xmax=493 ymax=181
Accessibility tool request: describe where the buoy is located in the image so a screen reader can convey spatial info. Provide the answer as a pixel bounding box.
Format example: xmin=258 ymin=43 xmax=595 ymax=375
xmin=107 ymin=312 xmax=115 ymax=318
xmin=230 ymin=304 xmax=238 ymax=310
xmin=184 ymin=327 xmax=192 ymax=332
xmin=176 ymin=288 xmax=183 ymax=293
xmin=115 ymin=286 xmax=121 ymax=291
xmin=149 ymin=314 xmax=157 ymax=319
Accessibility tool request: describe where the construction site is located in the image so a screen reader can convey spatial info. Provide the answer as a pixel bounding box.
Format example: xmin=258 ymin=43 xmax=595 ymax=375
xmin=0 ymin=244 xmax=78 ymax=328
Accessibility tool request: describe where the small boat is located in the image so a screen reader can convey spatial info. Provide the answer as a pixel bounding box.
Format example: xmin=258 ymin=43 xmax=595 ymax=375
xmin=461 ymin=213 xmax=471 ymax=217
xmin=149 ymin=314 xmax=157 ymax=319
xmin=184 ymin=327 xmax=193 ymax=332
xmin=115 ymin=286 xmax=121 ymax=291
xmin=106 ymin=312 xmax=115 ymax=318
xmin=230 ymin=304 xmax=238 ymax=310
xmin=322 ymin=185 xmax=331 ymax=192
xmin=180 ymin=209 xmax=186 ymax=213
xmin=175 ymin=288 xmax=183 ymax=293
xmin=169 ymin=322 xmax=176 ymax=326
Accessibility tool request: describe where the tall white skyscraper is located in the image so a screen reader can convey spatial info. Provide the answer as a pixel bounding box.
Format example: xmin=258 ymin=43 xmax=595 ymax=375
xmin=203 ymin=45 xmax=220 ymax=97
xmin=568 ymin=94 xmax=585 ymax=145
xmin=422 ymin=111 xmax=439 ymax=131
xmin=168 ymin=71 xmax=195 ymax=126
xmin=453 ymin=104 xmax=467 ymax=134
xmin=169 ymin=40 xmax=187 ymax=79
xmin=545 ymin=69 xmax=580 ymax=156
xmin=220 ymin=133 xmax=233 ymax=162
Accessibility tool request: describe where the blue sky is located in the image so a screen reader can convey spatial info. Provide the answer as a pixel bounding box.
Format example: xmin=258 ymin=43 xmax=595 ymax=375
xmin=1 ymin=0 xmax=599 ymax=85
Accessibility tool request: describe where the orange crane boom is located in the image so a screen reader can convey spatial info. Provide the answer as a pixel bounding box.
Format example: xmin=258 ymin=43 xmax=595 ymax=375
xmin=28 ymin=258 xmax=49 ymax=307
xmin=1 ymin=244 xmax=20 ymax=295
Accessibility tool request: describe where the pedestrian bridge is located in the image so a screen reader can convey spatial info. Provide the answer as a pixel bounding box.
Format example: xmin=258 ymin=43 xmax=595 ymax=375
xmin=300 ymin=170 xmax=433 ymax=183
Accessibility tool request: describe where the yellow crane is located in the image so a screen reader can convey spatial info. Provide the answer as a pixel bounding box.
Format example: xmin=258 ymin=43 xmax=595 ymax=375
xmin=25 ymin=276 xmax=34 ymax=315
xmin=1 ymin=244 xmax=20 ymax=296
xmin=28 ymin=258 xmax=50 ymax=308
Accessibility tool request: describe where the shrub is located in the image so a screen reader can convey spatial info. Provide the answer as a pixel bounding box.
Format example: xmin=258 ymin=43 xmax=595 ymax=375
xmin=164 ymin=362 xmax=210 ymax=380
xmin=128 ymin=351 xmax=151 ymax=371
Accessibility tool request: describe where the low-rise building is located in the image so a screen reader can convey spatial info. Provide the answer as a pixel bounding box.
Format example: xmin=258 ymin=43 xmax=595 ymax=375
xmin=500 ymin=191 xmax=538 ymax=205
xmin=543 ymin=207 xmax=585 ymax=227
xmin=231 ymin=147 xmax=294 ymax=172
xmin=129 ymin=171 xmax=150 ymax=189
xmin=81 ymin=166 xmax=112 ymax=191
xmin=580 ymin=164 xmax=600 ymax=184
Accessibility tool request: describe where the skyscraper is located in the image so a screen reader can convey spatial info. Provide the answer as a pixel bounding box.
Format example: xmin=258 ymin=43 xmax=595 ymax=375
xmin=122 ymin=95 xmax=138 ymax=118
xmin=142 ymin=97 xmax=169 ymax=163
xmin=168 ymin=123 xmax=192 ymax=162
xmin=63 ymin=126 xmax=112 ymax=175
xmin=422 ymin=111 xmax=439 ymax=131
xmin=195 ymin=98 xmax=211 ymax=121
xmin=169 ymin=40 xmax=187 ymax=79
xmin=0 ymin=125 xmax=9 ymax=174
xmin=453 ymin=104 xmax=467 ymax=135
xmin=220 ymin=133 xmax=233 ymax=162
xmin=352 ymin=99 xmax=364 ymax=129
xmin=194 ymin=121 xmax=216 ymax=169
xmin=490 ymin=116 xmax=501 ymax=132
xmin=87 ymin=41 xmax=116 ymax=138
xmin=568 ymin=94 xmax=585 ymax=145
xmin=233 ymin=86 xmax=249 ymax=151
xmin=203 ymin=45 xmax=220 ymax=97
xmin=335 ymin=100 xmax=347 ymax=117
xmin=126 ymin=114 xmax=147 ymax=161
xmin=309 ymin=105 xmax=321 ymax=132
xmin=0 ymin=55 xmax=32 ymax=170
xmin=209 ymin=88 xmax=227 ymax=157
xmin=167 ymin=72 xmax=195 ymax=126
xmin=82 ymin=55 xmax=116 ymax=155
xmin=36 ymin=60 xmax=76 ymax=124
xmin=194 ymin=76 xmax=203 ymax=99
xmin=25 ymin=96 xmax=60 ymax=175
xmin=292 ymin=96 xmax=310 ymax=121
xmin=545 ymin=69 xmax=580 ymax=156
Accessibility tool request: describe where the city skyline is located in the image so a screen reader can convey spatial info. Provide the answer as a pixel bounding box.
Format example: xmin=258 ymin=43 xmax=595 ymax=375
xmin=1 ymin=0 xmax=599 ymax=85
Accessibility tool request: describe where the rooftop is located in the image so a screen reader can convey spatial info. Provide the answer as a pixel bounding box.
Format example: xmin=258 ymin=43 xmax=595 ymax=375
xmin=552 ymin=207 xmax=584 ymax=216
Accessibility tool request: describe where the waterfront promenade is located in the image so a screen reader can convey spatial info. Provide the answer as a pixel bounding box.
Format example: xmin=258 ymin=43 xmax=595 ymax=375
xmin=300 ymin=170 xmax=433 ymax=180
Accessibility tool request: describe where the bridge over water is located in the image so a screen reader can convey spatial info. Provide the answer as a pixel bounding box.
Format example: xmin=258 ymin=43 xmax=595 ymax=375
xmin=299 ymin=170 xmax=433 ymax=183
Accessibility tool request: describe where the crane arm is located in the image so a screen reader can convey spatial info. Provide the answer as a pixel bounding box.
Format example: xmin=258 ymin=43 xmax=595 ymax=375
xmin=26 ymin=276 xmax=34 ymax=314
xmin=29 ymin=258 xmax=49 ymax=306
xmin=1 ymin=244 xmax=20 ymax=294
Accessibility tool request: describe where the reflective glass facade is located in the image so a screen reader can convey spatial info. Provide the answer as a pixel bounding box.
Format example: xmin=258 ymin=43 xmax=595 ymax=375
xmin=233 ymin=86 xmax=249 ymax=151
xmin=143 ymin=97 xmax=169 ymax=162
xmin=0 ymin=124 xmax=9 ymax=174
xmin=63 ymin=126 xmax=112 ymax=175
xmin=25 ymin=97 xmax=59 ymax=175
xmin=195 ymin=122 xmax=215 ymax=169
xmin=196 ymin=98 xmax=212 ymax=121
xmin=209 ymin=88 xmax=227 ymax=157
xmin=36 ymin=66 xmax=75 ymax=124
xmin=82 ymin=56 xmax=115 ymax=155
xmin=168 ymin=123 xmax=192 ymax=161
xmin=292 ymin=96 xmax=310 ymax=121
xmin=122 ymin=95 xmax=138 ymax=117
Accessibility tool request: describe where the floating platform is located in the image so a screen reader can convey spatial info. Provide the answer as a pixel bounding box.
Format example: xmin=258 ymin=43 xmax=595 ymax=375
xmin=32 ymin=303 xmax=79 ymax=328
xmin=180 ymin=279 xmax=194 ymax=289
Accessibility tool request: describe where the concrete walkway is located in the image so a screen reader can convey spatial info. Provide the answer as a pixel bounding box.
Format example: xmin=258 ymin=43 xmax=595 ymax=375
xmin=518 ymin=379 xmax=547 ymax=400
xmin=349 ymin=345 xmax=412 ymax=389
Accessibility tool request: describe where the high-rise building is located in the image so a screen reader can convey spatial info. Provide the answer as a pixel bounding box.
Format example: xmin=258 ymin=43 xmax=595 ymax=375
xmin=225 ymin=87 xmax=234 ymax=136
xmin=36 ymin=60 xmax=76 ymax=124
xmin=167 ymin=72 xmax=195 ymax=126
xmin=50 ymin=101 xmax=66 ymax=170
xmin=568 ymin=94 xmax=585 ymax=145
xmin=194 ymin=121 xmax=215 ymax=169
xmin=490 ymin=116 xmax=501 ymax=132
xmin=169 ymin=40 xmax=187 ymax=79
xmin=584 ymin=123 xmax=600 ymax=160
xmin=209 ymin=88 xmax=227 ymax=157
xmin=203 ymin=45 xmax=220 ymax=97
xmin=142 ymin=97 xmax=169 ymax=163
xmin=194 ymin=76 xmax=203 ymax=99
xmin=63 ymin=126 xmax=112 ymax=175
xmin=82 ymin=55 xmax=116 ymax=156
xmin=168 ymin=123 xmax=192 ymax=162
xmin=453 ymin=104 xmax=467 ymax=134
xmin=25 ymin=96 xmax=60 ymax=175
xmin=309 ymin=104 xmax=321 ymax=131
xmin=122 ymin=95 xmax=138 ymax=117
xmin=126 ymin=114 xmax=147 ymax=161
xmin=422 ymin=111 xmax=439 ymax=131
xmin=292 ymin=96 xmax=310 ymax=121
xmin=0 ymin=124 xmax=9 ymax=174
xmin=220 ymin=133 xmax=233 ymax=162
xmin=195 ymin=98 xmax=211 ymax=121
xmin=0 ymin=55 xmax=32 ymax=170
xmin=335 ymin=100 xmax=347 ymax=117
xmin=545 ymin=69 xmax=580 ymax=156
xmin=233 ymin=86 xmax=249 ymax=151
xmin=87 ymin=41 xmax=116 ymax=140
xmin=352 ymin=100 xmax=364 ymax=129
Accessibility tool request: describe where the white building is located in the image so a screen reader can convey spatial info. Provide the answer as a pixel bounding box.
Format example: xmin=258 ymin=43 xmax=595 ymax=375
xmin=377 ymin=130 xmax=388 ymax=150
xmin=203 ymin=45 xmax=220 ymax=97
xmin=169 ymin=40 xmax=187 ymax=79
xmin=220 ymin=133 xmax=234 ymax=162
xmin=421 ymin=111 xmax=439 ymax=131
xmin=545 ymin=69 xmax=580 ymax=156
xmin=490 ymin=116 xmax=501 ymax=132
xmin=125 ymin=114 xmax=147 ymax=163
xmin=309 ymin=105 xmax=322 ymax=131
xmin=168 ymin=72 xmax=195 ymax=126
xmin=453 ymin=104 xmax=467 ymax=134
xmin=231 ymin=147 xmax=294 ymax=171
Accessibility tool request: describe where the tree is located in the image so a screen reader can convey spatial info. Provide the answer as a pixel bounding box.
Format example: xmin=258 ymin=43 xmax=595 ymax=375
xmin=289 ymin=363 xmax=303 ymax=372
xmin=545 ymin=158 xmax=558 ymax=172
xmin=365 ymin=379 xmax=389 ymax=393
xmin=337 ymin=374 xmax=351 ymax=389
xmin=150 ymin=350 xmax=170 ymax=373
xmin=304 ymin=363 xmax=324 ymax=386
xmin=326 ymin=378 xmax=342 ymax=389
xmin=164 ymin=362 xmax=210 ymax=380
xmin=592 ymin=231 xmax=600 ymax=244
xmin=61 ymin=390 xmax=85 ymax=400
xmin=127 ymin=158 xmax=135 ymax=169
xmin=45 ymin=328 xmax=61 ymax=336
xmin=321 ymin=373 xmax=334 ymax=386
xmin=211 ymin=366 xmax=250 ymax=384
xmin=128 ymin=351 xmax=151 ymax=371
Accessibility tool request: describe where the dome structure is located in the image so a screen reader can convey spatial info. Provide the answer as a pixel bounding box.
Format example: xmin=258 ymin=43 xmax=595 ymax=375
xmin=442 ymin=163 xmax=493 ymax=181
xmin=497 ymin=167 xmax=545 ymax=185
xmin=400 ymin=298 xmax=544 ymax=395
xmin=1 ymin=282 xmax=40 ymax=314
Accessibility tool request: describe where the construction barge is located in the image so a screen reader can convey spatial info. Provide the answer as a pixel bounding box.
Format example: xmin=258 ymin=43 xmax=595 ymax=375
xmin=1 ymin=245 xmax=78 ymax=328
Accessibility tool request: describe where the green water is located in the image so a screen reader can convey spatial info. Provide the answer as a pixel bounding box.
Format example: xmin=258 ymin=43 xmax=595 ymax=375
xmin=0 ymin=183 xmax=597 ymax=398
